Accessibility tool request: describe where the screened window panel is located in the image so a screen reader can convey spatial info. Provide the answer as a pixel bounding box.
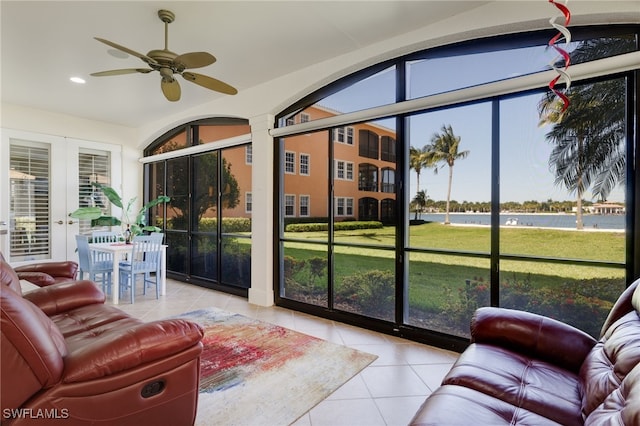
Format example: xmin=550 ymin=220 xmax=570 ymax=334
xmin=9 ymin=144 xmax=50 ymax=260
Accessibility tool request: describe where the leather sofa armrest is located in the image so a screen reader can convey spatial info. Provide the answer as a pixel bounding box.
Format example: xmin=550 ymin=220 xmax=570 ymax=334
xmin=23 ymin=280 xmax=105 ymax=316
xmin=16 ymin=271 xmax=56 ymax=287
xmin=63 ymin=319 xmax=204 ymax=383
xmin=471 ymin=307 xmax=597 ymax=373
xmin=14 ymin=261 xmax=78 ymax=280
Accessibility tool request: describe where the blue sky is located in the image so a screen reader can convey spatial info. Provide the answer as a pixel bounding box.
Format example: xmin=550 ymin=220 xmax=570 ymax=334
xmin=319 ymin=43 xmax=626 ymax=204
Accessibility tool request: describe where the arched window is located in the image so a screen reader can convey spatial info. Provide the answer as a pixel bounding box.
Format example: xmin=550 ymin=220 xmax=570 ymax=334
xmin=380 ymin=198 xmax=396 ymax=225
xmin=381 ymin=168 xmax=395 ymax=193
xmin=358 ymin=130 xmax=378 ymax=159
xmin=381 ymin=136 xmax=396 ymax=162
xmin=358 ymin=164 xmax=378 ymax=192
xmin=358 ymin=197 xmax=379 ymax=221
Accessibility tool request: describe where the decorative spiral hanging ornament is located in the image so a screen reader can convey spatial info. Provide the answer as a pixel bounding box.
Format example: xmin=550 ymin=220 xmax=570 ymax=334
xmin=547 ymin=0 xmax=572 ymax=121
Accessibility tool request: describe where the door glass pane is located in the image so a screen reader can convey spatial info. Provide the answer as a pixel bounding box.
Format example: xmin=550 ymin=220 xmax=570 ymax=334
xmin=283 ymin=130 xmax=329 ymax=241
xmin=9 ymin=143 xmax=50 ymax=261
xmin=220 ymin=145 xmax=252 ymax=288
xmin=499 ymin=260 xmax=625 ymax=338
xmin=281 ymin=242 xmax=328 ymax=307
xmin=78 ymin=149 xmax=111 ymax=235
xmin=334 ymin=248 xmax=395 ymax=322
xmin=334 ymin=118 xmax=397 ymax=246
xmin=147 ymin=161 xmax=167 ymax=229
xmin=408 ymin=252 xmax=491 ymax=338
xmin=499 ymin=78 xmax=627 ymax=339
xmin=191 ymin=152 xmax=218 ymax=280
xmin=408 ymin=103 xmax=491 ymax=247
xmin=166 ymin=157 xmax=189 ymax=230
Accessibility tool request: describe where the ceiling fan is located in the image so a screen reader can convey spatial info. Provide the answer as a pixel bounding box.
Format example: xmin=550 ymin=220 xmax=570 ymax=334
xmin=91 ymin=9 xmax=237 ymax=101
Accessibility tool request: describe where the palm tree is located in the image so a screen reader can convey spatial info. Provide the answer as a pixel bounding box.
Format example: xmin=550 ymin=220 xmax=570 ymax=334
xmin=426 ymin=125 xmax=469 ymax=224
xmin=538 ymin=37 xmax=631 ymax=230
xmin=409 ymin=146 xmax=433 ymax=198
xmin=412 ymin=190 xmax=428 ymax=220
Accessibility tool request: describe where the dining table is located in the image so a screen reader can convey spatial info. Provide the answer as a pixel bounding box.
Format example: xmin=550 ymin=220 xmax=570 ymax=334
xmin=88 ymin=242 xmax=167 ymax=304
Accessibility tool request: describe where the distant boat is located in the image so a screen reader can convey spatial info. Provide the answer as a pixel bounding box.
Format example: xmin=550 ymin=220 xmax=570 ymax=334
xmin=505 ymin=218 xmax=519 ymax=226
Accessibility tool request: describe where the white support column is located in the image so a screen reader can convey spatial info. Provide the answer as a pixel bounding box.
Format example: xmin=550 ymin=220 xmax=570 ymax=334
xmin=248 ymin=114 xmax=275 ymax=306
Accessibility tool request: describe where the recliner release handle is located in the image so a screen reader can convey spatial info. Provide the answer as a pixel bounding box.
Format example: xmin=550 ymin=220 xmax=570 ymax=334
xmin=141 ymin=380 xmax=166 ymax=398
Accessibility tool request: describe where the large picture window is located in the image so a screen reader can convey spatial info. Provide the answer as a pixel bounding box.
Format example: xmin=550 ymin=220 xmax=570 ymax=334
xmin=278 ymin=27 xmax=639 ymax=351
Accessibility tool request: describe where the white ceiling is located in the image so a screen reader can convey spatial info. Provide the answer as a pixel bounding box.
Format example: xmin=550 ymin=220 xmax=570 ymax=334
xmin=1 ymin=1 xmax=489 ymax=129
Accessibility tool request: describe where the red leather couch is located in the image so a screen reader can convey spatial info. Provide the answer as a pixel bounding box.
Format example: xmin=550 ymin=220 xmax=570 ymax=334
xmin=411 ymin=278 xmax=640 ymax=425
xmin=1 ymin=257 xmax=204 ymax=425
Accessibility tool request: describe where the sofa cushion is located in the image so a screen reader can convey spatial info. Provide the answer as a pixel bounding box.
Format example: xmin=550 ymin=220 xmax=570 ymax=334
xmin=411 ymin=385 xmax=564 ymax=425
xmin=443 ymin=343 xmax=583 ymax=426
xmin=49 ymin=303 xmax=135 ymax=338
xmin=580 ymin=308 xmax=640 ymax=417
xmin=585 ymin=362 xmax=640 ymax=425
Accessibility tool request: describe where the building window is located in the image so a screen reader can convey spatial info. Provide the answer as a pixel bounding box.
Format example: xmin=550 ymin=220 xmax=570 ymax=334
xmin=300 ymin=195 xmax=310 ymax=216
xmin=335 ymin=160 xmax=354 ymax=180
xmin=358 ymin=197 xmax=379 ymax=221
xmin=300 ymin=113 xmax=310 ymax=123
xmin=380 ymin=198 xmax=395 ymax=225
xmin=299 ymin=153 xmax=310 ymax=176
xmin=346 ymin=127 xmax=354 ymax=145
xmin=359 ymin=129 xmax=379 ymax=159
xmin=334 ymin=126 xmax=355 ymax=145
xmin=245 ymin=192 xmax=252 ymax=213
xmin=381 ymin=136 xmax=396 ymax=162
xmin=359 ymin=163 xmax=378 ymax=191
xmin=285 ymin=151 xmax=296 ymax=174
xmin=245 ymin=145 xmax=253 ymax=164
xmin=381 ymin=168 xmax=395 ymax=193
xmin=286 ymin=116 xmax=295 ymax=126
xmin=337 ymin=161 xmax=354 ymax=180
xmin=284 ymin=194 xmax=295 ymax=217
xmin=346 ymin=162 xmax=354 ymax=180
xmin=335 ymin=197 xmax=354 ymax=217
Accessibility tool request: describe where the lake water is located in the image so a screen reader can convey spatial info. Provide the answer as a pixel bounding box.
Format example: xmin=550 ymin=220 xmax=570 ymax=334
xmin=418 ymin=213 xmax=625 ymax=230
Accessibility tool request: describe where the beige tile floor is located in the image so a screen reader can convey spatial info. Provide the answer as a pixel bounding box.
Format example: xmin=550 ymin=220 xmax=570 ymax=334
xmin=109 ymin=278 xmax=459 ymax=426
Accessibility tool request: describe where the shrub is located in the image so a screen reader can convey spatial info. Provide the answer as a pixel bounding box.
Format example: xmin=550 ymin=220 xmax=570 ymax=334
xmin=335 ymin=270 xmax=394 ymax=319
xmin=285 ymin=221 xmax=383 ymax=232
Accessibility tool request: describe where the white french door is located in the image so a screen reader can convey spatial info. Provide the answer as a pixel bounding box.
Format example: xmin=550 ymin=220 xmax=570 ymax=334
xmin=0 ymin=130 xmax=121 ymax=265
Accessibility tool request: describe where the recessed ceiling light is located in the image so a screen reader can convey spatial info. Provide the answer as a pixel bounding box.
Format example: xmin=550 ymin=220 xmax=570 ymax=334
xmin=70 ymin=76 xmax=86 ymax=84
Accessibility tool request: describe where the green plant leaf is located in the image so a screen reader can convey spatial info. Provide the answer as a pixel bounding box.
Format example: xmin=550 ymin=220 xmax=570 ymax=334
xmin=94 ymin=183 xmax=123 ymax=208
xmin=142 ymin=195 xmax=171 ymax=211
xmin=91 ymin=216 xmax=121 ymax=226
xmin=68 ymin=207 xmax=102 ymax=219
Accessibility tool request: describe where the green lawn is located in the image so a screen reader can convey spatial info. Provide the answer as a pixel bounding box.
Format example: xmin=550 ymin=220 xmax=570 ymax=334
xmin=281 ymin=223 xmax=626 ymax=337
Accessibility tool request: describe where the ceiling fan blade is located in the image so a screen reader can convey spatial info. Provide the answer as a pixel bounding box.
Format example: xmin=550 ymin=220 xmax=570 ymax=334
xmin=182 ymin=72 xmax=237 ymax=95
xmin=173 ymin=52 xmax=216 ymax=70
xmin=91 ymin=68 xmax=153 ymax=77
xmin=161 ymin=78 xmax=181 ymax=102
xmin=94 ymin=37 xmax=158 ymax=65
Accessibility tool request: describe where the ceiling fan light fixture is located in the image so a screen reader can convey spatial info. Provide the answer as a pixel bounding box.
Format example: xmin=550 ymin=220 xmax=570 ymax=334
xmin=90 ymin=9 xmax=236 ymax=101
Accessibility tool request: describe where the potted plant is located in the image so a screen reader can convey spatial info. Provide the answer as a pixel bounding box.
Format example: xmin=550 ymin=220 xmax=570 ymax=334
xmin=69 ymin=182 xmax=170 ymax=237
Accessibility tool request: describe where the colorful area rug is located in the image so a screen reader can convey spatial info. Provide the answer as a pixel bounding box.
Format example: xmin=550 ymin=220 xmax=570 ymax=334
xmin=174 ymin=308 xmax=377 ymax=426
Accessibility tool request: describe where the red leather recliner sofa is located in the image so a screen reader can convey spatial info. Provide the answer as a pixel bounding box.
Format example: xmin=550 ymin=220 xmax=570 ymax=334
xmin=1 ymin=256 xmax=204 ymax=425
xmin=411 ymin=278 xmax=640 ymax=425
